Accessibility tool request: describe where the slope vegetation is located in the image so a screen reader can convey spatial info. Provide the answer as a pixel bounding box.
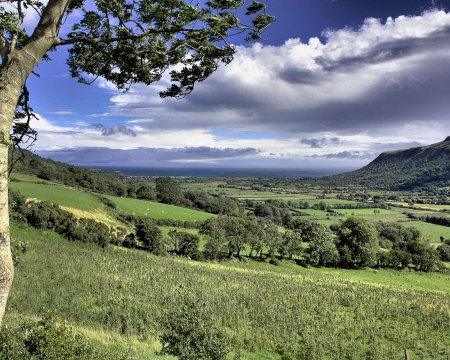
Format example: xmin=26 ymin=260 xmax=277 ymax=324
xmin=320 ymin=137 xmax=450 ymax=189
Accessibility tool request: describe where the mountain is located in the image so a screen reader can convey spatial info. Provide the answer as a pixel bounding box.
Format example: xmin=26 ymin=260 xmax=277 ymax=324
xmin=320 ymin=137 xmax=450 ymax=190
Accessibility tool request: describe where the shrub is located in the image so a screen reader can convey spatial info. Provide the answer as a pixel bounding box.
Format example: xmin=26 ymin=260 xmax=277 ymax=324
xmin=158 ymin=295 xmax=231 ymax=359
xmin=0 ymin=315 xmax=127 ymax=359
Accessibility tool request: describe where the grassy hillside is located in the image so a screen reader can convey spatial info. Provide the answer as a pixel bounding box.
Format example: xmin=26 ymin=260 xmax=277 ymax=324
xmin=7 ymin=222 xmax=450 ymax=359
xmin=104 ymin=195 xmax=214 ymax=222
xmin=317 ymin=137 xmax=450 ymax=189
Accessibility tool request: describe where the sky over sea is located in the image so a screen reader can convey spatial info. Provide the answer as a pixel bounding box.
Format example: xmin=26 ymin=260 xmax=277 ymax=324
xmin=16 ymin=0 xmax=450 ymax=168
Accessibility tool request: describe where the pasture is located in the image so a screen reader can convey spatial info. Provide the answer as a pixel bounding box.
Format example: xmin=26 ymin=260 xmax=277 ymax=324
xmin=104 ymin=195 xmax=214 ymax=222
xmin=9 ymin=181 xmax=102 ymax=212
xmin=401 ymin=220 xmax=450 ymax=243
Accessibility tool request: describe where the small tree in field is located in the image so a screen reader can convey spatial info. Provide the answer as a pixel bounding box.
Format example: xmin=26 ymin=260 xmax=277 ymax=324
xmin=0 ymin=0 xmax=274 ymax=326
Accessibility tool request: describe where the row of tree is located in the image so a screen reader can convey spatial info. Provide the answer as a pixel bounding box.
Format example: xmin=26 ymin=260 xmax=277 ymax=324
xmin=155 ymin=177 xmax=240 ymax=215
xmin=10 ymin=187 xmax=447 ymax=272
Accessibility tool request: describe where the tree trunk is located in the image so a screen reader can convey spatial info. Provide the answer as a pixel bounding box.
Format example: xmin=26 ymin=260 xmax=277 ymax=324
xmin=0 ymin=0 xmax=71 ymax=328
xmin=0 ymin=143 xmax=12 ymax=328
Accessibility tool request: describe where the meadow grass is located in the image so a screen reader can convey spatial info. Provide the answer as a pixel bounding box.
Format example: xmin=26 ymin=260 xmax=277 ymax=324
xmin=334 ymin=208 xmax=403 ymax=216
xmin=10 ymin=172 xmax=49 ymax=183
xmin=400 ymin=221 xmax=450 ymax=243
xmin=8 ymin=221 xmax=450 ymax=359
xmin=104 ymin=195 xmax=214 ymax=221
xmin=9 ymin=181 xmax=102 ymax=211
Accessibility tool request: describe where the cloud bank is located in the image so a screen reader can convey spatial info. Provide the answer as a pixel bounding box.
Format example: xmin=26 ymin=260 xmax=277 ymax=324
xmin=33 ymin=9 xmax=450 ymax=167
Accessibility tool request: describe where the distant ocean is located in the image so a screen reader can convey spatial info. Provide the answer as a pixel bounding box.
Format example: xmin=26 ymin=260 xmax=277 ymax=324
xmin=84 ymin=166 xmax=357 ymax=178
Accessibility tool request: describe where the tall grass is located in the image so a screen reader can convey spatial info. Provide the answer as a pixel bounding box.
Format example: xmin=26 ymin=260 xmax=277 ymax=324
xmin=8 ymin=222 xmax=450 ymax=359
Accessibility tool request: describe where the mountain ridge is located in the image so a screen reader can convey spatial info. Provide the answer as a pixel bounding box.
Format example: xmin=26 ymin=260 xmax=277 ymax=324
xmin=321 ymin=137 xmax=450 ymax=189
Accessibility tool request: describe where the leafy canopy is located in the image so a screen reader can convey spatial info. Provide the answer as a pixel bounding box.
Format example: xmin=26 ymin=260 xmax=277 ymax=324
xmin=61 ymin=0 xmax=274 ymax=97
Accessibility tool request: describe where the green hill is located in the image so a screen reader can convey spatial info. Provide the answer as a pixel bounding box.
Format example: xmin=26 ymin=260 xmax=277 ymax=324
xmin=319 ymin=137 xmax=450 ymax=189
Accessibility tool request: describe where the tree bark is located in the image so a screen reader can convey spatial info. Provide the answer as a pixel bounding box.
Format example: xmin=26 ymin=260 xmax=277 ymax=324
xmin=0 ymin=0 xmax=70 ymax=328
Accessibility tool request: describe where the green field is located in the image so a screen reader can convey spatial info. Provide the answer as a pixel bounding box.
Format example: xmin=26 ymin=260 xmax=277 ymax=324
xmin=105 ymin=195 xmax=214 ymax=221
xmin=9 ymin=181 xmax=102 ymax=212
xmin=334 ymin=208 xmax=402 ymax=216
xmin=401 ymin=221 xmax=450 ymax=243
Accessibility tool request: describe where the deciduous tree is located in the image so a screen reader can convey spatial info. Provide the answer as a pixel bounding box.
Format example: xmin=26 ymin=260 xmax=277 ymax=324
xmin=0 ymin=0 xmax=274 ymax=325
xmin=337 ymin=217 xmax=379 ymax=268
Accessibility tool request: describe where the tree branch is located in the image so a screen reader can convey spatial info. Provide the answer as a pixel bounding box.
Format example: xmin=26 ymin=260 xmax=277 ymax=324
xmin=56 ymin=27 xmax=207 ymax=47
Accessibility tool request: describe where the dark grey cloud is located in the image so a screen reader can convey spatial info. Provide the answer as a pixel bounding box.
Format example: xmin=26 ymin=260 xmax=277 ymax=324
xmin=278 ymin=68 xmax=317 ymax=85
xmin=36 ymin=146 xmax=261 ymax=166
xmin=307 ymin=151 xmax=378 ymax=160
xmin=300 ymin=137 xmax=342 ymax=148
xmin=318 ymin=26 xmax=450 ymax=71
xmin=90 ymin=124 xmax=136 ymax=137
xmin=89 ymin=9 xmax=450 ymax=146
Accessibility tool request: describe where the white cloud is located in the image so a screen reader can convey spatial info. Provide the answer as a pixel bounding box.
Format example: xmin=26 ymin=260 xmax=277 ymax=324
xmin=84 ymin=9 xmax=450 ymax=148
xmin=31 ymin=9 xmax=450 ymax=166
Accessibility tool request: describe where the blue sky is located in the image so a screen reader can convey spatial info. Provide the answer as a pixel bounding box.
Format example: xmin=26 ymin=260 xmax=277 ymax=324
xmin=13 ymin=0 xmax=450 ymax=169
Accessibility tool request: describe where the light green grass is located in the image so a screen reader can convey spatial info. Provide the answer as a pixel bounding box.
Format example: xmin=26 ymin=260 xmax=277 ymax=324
xmin=10 ymin=172 xmax=47 ymax=183
xmin=334 ymin=208 xmax=402 ymax=216
xmin=9 ymin=181 xmax=102 ymax=212
xmin=9 ymin=222 xmax=450 ymax=359
xmin=310 ymin=266 xmax=450 ymax=293
xmin=292 ymin=209 xmax=331 ymax=217
xmin=104 ymin=195 xmax=214 ymax=221
xmin=400 ymin=221 xmax=450 ymax=243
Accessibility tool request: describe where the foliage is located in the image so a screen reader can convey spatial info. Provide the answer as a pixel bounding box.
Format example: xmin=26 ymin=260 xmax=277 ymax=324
xmin=134 ymin=217 xmax=165 ymax=255
xmin=167 ymin=229 xmax=203 ymax=260
xmin=305 ymin=224 xmax=339 ymax=267
xmin=0 ymin=314 xmax=127 ymax=359
xmin=437 ymin=243 xmax=450 ymax=262
xmin=158 ymin=294 xmax=231 ymax=359
xmin=155 ymin=176 xmax=183 ymax=205
xmin=10 ymin=237 xmax=29 ymax=266
xmin=184 ymin=189 xmax=239 ymax=215
xmin=337 ymin=216 xmax=379 ymax=268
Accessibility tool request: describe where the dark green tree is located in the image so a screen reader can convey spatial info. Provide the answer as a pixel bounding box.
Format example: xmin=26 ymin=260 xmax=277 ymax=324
xmin=279 ymin=230 xmax=303 ymax=260
xmin=136 ymin=184 xmax=156 ymax=200
xmin=155 ymin=177 xmax=183 ymax=205
xmin=305 ymin=224 xmax=339 ymax=267
xmin=336 ymin=217 xmax=379 ymax=268
xmin=135 ymin=218 xmax=165 ymax=255
xmin=168 ymin=229 xmax=202 ymax=259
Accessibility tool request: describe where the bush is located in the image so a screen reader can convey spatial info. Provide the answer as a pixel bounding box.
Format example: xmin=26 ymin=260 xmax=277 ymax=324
xmin=158 ymin=295 xmax=231 ymax=359
xmin=0 ymin=315 xmax=127 ymax=359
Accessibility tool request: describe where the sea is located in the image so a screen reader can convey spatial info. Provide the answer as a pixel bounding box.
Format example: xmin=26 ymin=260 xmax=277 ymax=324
xmin=84 ymin=166 xmax=357 ymax=178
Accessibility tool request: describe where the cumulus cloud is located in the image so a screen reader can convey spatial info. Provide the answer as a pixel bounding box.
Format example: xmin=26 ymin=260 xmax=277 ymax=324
xmin=92 ymin=9 xmax=450 ymax=144
xmin=25 ymin=8 xmax=450 ymax=168
xmin=300 ymin=137 xmax=342 ymax=148
xmin=91 ymin=124 xmax=137 ymax=137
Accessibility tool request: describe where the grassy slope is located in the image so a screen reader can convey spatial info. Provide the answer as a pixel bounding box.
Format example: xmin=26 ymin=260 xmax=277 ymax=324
xmin=8 ymin=222 xmax=450 ymax=359
xmin=104 ymin=195 xmax=214 ymax=221
xmin=9 ymin=181 xmax=102 ymax=211
xmin=10 ymin=174 xmax=214 ymax=224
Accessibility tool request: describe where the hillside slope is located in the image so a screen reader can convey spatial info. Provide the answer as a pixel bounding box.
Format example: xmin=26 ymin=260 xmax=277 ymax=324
xmin=320 ymin=137 xmax=450 ymax=189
